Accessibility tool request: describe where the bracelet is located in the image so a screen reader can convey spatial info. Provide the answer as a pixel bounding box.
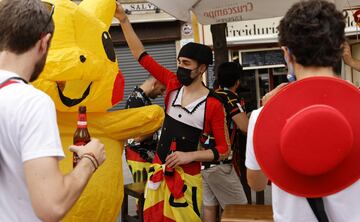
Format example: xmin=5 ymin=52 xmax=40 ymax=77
xmin=82 ymin=155 xmax=97 ymax=172
xmin=83 ymin=152 xmax=99 ymax=168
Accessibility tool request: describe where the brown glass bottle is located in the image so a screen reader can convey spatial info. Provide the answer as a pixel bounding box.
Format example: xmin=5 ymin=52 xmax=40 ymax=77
xmin=73 ymin=106 xmax=91 ymax=168
xmin=165 ymin=138 xmax=176 ymax=176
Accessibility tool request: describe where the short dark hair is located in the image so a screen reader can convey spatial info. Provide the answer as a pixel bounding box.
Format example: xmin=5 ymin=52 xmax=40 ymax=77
xmin=217 ymin=62 xmax=243 ymax=88
xmin=278 ymin=0 xmax=345 ymax=69
xmin=0 ymin=0 xmax=54 ymax=54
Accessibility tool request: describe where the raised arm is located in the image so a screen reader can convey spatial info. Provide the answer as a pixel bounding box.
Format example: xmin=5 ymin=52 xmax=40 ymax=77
xmin=114 ymin=2 xmax=144 ymax=60
xmin=114 ymin=2 xmax=177 ymax=85
xmin=343 ymin=41 xmax=360 ymax=72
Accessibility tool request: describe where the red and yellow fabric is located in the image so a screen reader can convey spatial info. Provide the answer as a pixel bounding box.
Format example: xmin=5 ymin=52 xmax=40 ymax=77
xmin=143 ymin=161 xmax=202 ymax=222
xmin=126 ymin=147 xmax=153 ymax=183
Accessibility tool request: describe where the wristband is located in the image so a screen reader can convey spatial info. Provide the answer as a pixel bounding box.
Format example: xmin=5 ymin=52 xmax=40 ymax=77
xmin=82 ymin=155 xmax=97 ymax=172
xmin=83 ymin=152 xmax=100 ymax=167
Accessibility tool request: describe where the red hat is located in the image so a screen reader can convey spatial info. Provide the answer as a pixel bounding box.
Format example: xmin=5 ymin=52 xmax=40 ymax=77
xmin=254 ymin=77 xmax=360 ymax=198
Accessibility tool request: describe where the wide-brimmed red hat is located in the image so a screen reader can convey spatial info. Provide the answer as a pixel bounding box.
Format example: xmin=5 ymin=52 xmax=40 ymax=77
xmin=254 ymin=77 xmax=360 ymax=198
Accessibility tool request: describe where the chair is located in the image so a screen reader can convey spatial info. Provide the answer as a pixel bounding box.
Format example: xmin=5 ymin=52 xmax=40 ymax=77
xmin=121 ymin=182 xmax=146 ymax=222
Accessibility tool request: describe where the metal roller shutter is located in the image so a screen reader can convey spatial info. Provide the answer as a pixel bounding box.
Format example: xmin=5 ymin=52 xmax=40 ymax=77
xmin=110 ymin=42 xmax=177 ymax=111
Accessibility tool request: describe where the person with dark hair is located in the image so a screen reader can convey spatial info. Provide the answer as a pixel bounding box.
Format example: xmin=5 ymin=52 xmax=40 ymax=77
xmin=216 ymin=62 xmax=248 ymax=135
xmin=125 ymin=76 xmax=166 ymax=183
xmin=202 ymin=62 xmax=248 ymax=222
xmin=246 ymin=0 xmax=360 ymax=221
xmin=115 ymin=2 xmax=231 ymax=222
xmin=0 ymin=0 xmax=106 ymax=221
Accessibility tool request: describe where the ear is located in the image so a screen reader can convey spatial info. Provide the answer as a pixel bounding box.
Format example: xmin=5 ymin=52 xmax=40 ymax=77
xmin=39 ymin=33 xmax=52 ymax=54
xmin=281 ymin=46 xmax=294 ymax=63
xmin=236 ymin=79 xmax=241 ymax=88
xmin=199 ymin=64 xmax=207 ymax=73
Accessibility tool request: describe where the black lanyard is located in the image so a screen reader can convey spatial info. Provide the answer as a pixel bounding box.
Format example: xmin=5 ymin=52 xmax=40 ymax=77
xmin=307 ymin=198 xmax=329 ymax=222
xmin=0 ymin=77 xmax=28 ymax=89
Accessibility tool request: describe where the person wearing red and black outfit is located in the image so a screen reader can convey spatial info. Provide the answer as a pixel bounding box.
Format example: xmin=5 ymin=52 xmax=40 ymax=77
xmin=115 ymin=3 xmax=230 ymax=222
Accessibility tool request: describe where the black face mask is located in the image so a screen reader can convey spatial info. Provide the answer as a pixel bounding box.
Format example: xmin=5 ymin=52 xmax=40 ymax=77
xmin=176 ymin=67 xmax=196 ymax=86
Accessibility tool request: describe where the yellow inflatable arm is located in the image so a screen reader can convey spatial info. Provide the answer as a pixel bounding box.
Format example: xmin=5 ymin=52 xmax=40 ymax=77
xmin=58 ymin=105 xmax=164 ymax=140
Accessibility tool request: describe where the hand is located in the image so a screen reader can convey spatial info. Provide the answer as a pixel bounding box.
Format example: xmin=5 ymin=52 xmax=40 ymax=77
xmin=261 ymin=83 xmax=288 ymax=106
xmin=342 ymin=41 xmax=352 ymax=65
xmin=69 ymin=138 xmax=106 ymax=167
xmin=115 ymin=1 xmax=127 ymax=22
xmin=165 ymin=151 xmax=194 ymax=168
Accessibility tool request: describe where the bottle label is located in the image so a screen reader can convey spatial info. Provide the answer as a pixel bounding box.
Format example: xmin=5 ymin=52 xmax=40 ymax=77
xmin=77 ymin=121 xmax=87 ymax=128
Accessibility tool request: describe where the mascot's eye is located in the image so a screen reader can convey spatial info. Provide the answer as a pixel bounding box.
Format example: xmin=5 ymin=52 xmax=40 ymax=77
xmin=102 ymin=31 xmax=116 ymax=62
xmin=80 ymin=55 xmax=86 ymax=63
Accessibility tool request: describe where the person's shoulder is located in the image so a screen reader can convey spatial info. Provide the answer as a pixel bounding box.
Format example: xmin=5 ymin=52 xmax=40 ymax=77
xmin=208 ymin=89 xmax=223 ymax=102
xmin=28 ymin=84 xmax=53 ymax=99
xmin=214 ymin=88 xmax=227 ymax=98
xmin=249 ymin=107 xmax=263 ymax=122
xmin=206 ymin=90 xmax=226 ymax=110
xmin=16 ymin=84 xmax=55 ymax=106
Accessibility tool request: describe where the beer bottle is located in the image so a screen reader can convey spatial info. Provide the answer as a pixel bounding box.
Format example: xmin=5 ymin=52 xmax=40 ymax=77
xmin=165 ymin=138 xmax=176 ymax=176
xmin=73 ymin=106 xmax=91 ymax=168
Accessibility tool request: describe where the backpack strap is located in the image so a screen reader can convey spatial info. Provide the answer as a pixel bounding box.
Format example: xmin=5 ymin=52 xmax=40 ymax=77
xmin=307 ymin=198 xmax=329 ymax=222
xmin=0 ymin=77 xmax=27 ymax=89
xmin=210 ymin=89 xmax=239 ymax=145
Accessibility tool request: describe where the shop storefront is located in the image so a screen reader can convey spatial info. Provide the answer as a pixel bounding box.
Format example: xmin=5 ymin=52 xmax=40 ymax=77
xmin=202 ymin=11 xmax=359 ymax=112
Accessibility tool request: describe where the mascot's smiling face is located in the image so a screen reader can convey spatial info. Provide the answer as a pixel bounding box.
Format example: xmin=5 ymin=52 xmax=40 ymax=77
xmin=33 ymin=0 xmax=124 ymax=112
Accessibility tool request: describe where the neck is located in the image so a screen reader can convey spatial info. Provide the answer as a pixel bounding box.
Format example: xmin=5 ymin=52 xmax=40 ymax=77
xmin=228 ymin=86 xmax=237 ymax=93
xmin=294 ymin=64 xmax=336 ymax=80
xmin=139 ymin=82 xmax=152 ymax=97
xmin=183 ymin=77 xmax=206 ymax=93
xmin=0 ymin=50 xmax=34 ymax=81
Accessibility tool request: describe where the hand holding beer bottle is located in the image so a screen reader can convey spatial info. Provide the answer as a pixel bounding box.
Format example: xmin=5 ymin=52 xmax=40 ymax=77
xmin=73 ymin=106 xmax=91 ymax=168
xmin=70 ymin=106 xmax=106 ymax=171
xmin=165 ymin=138 xmax=177 ymax=176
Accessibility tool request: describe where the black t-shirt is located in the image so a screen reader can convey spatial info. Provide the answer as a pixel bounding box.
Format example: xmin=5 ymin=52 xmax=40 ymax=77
xmin=125 ymin=86 xmax=152 ymax=108
xmin=125 ymin=86 xmax=158 ymax=162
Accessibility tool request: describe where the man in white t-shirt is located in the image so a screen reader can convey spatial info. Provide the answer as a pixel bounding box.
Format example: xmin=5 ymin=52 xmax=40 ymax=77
xmin=246 ymin=1 xmax=360 ymax=221
xmin=0 ymin=0 xmax=106 ymax=221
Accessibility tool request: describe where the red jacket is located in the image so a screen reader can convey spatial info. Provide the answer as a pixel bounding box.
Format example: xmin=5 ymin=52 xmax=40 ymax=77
xmin=139 ymin=53 xmax=230 ymax=160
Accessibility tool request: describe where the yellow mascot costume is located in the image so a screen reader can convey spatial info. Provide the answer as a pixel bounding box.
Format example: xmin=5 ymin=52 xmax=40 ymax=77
xmin=32 ymin=0 xmax=164 ymax=221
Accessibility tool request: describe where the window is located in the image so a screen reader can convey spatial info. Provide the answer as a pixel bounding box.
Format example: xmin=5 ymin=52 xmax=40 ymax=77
xmin=239 ymin=48 xmax=285 ymax=70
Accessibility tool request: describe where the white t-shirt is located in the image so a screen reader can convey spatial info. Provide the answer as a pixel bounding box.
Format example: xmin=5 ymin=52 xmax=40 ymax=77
xmin=0 ymin=70 xmax=64 ymax=222
xmin=246 ymin=107 xmax=360 ymax=222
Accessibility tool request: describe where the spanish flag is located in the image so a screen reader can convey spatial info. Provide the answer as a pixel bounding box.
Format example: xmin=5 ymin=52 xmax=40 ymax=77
xmin=143 ymin=157 xmax=202 ymax=222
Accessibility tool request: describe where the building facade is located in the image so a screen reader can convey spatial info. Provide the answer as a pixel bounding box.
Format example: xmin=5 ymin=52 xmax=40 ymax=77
xmin=201 ymin=11 xmax=360 ymax=111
